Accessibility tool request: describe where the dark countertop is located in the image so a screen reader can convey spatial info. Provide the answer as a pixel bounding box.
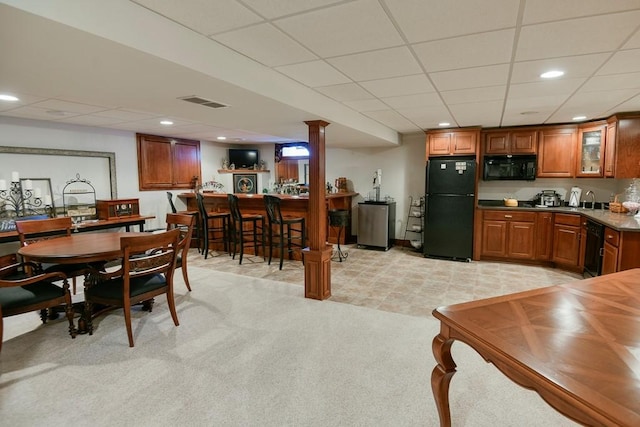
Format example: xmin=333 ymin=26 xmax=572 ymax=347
xmin=477 ymin=200 xmax=640 ymax=231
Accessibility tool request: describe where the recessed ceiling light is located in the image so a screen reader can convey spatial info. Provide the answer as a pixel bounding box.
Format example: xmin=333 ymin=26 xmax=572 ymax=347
xmin=160 ymin=120 xmax=173 ymax=125
xmin=540 ymin=70 xmax=564 ymax=79
xmin=0 ymin=94 xmax=19 ymax=102
xmin=438 ymin=122 xmax=450 ymax=127
xmin=572 ymin=115 xmax=587 ymax=121
xmin=217 ymin=136 xmax=227 ymax=140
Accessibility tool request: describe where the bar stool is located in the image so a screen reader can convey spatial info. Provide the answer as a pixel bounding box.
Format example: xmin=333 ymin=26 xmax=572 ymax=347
xmin=196 ymin=193 xmax=230 ymax=259
xmin=328 ymin=209 xmax=349 ymax=262
xmin=167 ymin=191 xmax=201 ymax=253
xmin=227 ymin=194 xmax=265 ymax=265
xmin=264 ymin=195 xmax=306 ymax=270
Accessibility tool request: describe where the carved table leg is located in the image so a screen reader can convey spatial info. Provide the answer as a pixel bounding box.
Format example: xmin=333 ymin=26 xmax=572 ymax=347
xmin=432 ymin=331 xmax=457 ymax=427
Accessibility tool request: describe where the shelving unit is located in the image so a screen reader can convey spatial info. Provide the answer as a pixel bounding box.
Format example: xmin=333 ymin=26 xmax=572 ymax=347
xmin=403 ymin=195 xmax=424 ymax=251
xmin=62 ymin=174 xmax=97 ymax=221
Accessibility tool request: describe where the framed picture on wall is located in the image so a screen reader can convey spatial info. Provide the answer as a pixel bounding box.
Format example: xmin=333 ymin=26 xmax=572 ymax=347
xmin=233 ymin=174 xmax=257 ymax=194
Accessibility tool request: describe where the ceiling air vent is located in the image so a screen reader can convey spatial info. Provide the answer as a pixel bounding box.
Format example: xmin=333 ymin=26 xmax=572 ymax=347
xmin=178 ymin=95 xmax=228 ymax=109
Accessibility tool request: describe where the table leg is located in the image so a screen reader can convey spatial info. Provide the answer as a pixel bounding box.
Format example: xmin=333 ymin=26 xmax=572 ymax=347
xmin=432 ymin=331 xmax=457 ymax=427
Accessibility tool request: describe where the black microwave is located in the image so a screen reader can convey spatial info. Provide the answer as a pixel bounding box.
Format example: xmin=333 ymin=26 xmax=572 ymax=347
xmin=483 ymin=155 xmax=537 ymax=181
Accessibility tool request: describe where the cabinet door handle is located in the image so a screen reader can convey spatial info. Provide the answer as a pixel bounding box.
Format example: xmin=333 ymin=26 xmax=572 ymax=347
xmin=607 ymin=234 xmax=613 ymax=239
xmin=504 ymin=215 xmax=512 ymax=218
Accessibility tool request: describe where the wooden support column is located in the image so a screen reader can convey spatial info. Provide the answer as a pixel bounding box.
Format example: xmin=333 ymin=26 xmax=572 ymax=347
xmin=303 ymin=120 xmax=332 ymax=300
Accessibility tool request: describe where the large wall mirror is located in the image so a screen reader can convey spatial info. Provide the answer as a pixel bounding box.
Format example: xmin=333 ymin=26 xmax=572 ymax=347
xmin=0 ymin=146 xmax=117 ymax=214
xmin=274 ymin=142 xmax=309 ymax=184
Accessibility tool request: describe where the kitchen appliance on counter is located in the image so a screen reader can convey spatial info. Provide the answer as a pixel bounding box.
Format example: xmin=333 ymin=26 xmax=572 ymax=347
xmin=568 ymin=186 xmax=582 ymax=207
xmin=424 ymin=156 xmax=475 ymax=261
xmin=534 ymin=190 xmax=562 ymax=207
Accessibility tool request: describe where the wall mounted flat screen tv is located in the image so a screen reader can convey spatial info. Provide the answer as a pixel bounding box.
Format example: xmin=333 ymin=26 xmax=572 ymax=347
xmin=229 ymin=148 xmax=259 ymax=169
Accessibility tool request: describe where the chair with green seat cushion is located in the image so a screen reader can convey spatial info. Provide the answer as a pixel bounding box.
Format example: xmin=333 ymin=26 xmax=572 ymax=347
xmin=0 ymin=265 xmax=76 ymax=353
xmin=84 ymin=228 xmax=180 ymax=347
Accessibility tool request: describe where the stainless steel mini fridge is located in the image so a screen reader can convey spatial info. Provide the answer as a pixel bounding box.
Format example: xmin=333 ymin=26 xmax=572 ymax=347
xmin=357 ymin=201 xmax=396 ymax=250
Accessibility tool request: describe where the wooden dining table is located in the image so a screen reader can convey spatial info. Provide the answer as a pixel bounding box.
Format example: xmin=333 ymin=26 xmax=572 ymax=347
xmin=18 ymin=231 xmax=148 ymax=333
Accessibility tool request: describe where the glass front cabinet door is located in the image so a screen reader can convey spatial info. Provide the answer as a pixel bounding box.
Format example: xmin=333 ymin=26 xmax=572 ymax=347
xmin=576 ymin=123 xmax=606 ymax=177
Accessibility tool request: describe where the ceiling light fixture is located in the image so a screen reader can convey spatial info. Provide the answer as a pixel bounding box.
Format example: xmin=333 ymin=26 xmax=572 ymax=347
xmin=160 ymin=120 xmax=173 ymax=125
xmin=0 ymin=94 xmax=19 ymax=102
xmin=438 ymin=122 xmax=450 ymax=127
xmin=217 ymin=136 xmax=227 ymax=140
xmin=572 ymin=115 xmax=587 ymax=121
xmin=540 ymin=70 xmax=564 ymax=79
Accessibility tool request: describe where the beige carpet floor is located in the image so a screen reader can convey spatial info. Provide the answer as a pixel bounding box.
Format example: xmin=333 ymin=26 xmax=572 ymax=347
xmin=1 ymin=250 xmax=580 ymax=426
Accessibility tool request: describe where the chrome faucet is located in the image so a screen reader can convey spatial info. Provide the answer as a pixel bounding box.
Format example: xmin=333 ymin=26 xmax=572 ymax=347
xmin=585 ymin=190 xmax=596 ymax=210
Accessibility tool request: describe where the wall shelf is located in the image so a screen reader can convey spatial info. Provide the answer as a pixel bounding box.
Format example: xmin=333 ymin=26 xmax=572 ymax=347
xmin=218 ymin=169 xmax=270 ymax=174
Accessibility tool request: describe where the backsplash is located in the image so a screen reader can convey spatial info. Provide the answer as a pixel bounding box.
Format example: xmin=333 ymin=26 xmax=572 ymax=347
xmin=477 ymin=178 xmax=628 ymax=204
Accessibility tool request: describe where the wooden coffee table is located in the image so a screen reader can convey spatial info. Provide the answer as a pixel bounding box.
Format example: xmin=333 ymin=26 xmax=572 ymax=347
xmin=431 ymin=268 xmax=640 ymax=426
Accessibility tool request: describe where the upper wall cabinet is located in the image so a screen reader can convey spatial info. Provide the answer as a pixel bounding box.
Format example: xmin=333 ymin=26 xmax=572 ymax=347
xmin=606 ymin=113 xmax=640 ymax=179
xmin=576 ymin=122 xmax=606 ymax=178
xmin=537 ymin=126 xmax=577 ymax=178
xmin=483 ymin=129 xmax=537 ymax=155
xmin=426 ymin=128 xmax=480 ymax=158
xmin=137 ymin=133 xmax=201 ymax=191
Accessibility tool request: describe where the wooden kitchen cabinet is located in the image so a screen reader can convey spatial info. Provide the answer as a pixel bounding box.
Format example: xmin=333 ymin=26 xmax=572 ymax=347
xmin=605 ymin=113 xmax=640 ymax=178
xmin=427 ymin=128 xmax=479 ymax=157
xmin=535 ymin=212 xmax=553 ymax=260
xmin=576 ymin=122 xmax=606 ymax=177
xmin=483 ymin=129 xmax=537 ymax=155
xmin=552 ymin=213 xmax=581 ymax=269
xmin=480 ymin=210 xmax=536 ymax=260
xmin=137 ymin=133 xmax=201 ymax=191
xmin=537 ymin=126 xmax=577 ymax=178
xmin=601 ymin=227 xmax=620 ymax=275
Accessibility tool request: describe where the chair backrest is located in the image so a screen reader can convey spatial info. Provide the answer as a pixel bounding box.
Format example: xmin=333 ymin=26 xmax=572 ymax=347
xmin=165 ymin=213 xmax=194 ymax=254
xmin=264 ymin=195 xmax=283 ymax=225
xmin=120 ymin=229 xmax=180 ymax=287
xmin=227 ymin=194 xmax=242 ymax=225
xmin=166 ymin=192 xmax=178 ymax=214
xmin=195 ymin=193 xmax=207 ymax=218
xmin=15 ymin=217 xmax=73 ymax=247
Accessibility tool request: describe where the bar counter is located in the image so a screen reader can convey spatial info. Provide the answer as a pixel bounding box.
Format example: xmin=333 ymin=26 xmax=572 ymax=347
xmin=178 ymin=192 xmax=358 ymax=245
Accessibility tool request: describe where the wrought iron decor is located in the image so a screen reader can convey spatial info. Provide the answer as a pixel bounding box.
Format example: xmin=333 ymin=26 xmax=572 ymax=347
xmin=0 ymin=174 xmax=53 ymax=218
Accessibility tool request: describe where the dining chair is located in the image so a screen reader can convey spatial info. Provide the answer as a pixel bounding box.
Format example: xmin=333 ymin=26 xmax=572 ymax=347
xmin=165 ymin=213 xmax=195 ymax=291
xmin=196 ymin=193 xmax=230 ymax=259
xmin=16 ymin=216 xmax=91 ymax=295
xmin=167 ymin=191 xmax=201 ymax=253
xmin=227 ymin=194 xmax=265 ymax=265
xmin=84 ymin=228 xmax=180 ymax=347
xmin=264 ymin=195 xmax=306 ymax=270
xmin=0 ymin=264 xmax=76 ymax=353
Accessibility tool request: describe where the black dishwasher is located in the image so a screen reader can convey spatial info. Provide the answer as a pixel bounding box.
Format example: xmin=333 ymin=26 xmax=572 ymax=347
xmin=583 ymin=219 xmax=604 ymax=278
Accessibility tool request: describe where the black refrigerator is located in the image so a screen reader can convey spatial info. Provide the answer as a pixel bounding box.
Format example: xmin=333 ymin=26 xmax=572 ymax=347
xmin=424 ymin=157 xmax=476 ymax=261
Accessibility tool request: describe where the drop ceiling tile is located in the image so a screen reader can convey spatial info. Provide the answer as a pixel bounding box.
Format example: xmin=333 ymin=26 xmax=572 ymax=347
xmin=395 ymin=105 xmax=451 ymax=128
xmin=546 ymin=109 xmax=609 ymax=124
xmin=502 ymin=111 xmax=555 ymax=127
xmin=505 ymin=94 xmax=571 ymax=111
xmin=131 ymin=0 xmax=263 ymax=35
xmin=562 ymin=88 xmax=639 ymax=111
xmin=597 ymin=49 xmax=640 ymax=75
xmin=413 ymin=29 xmax=514 ymax=72
xmin=30 ymin=99 xmax=107 ymax=114
xmin=522 ymin=0 xmax=640 ymax=25
xmin=328 ymin=47 xmax=422 ymax=82
xmin=92 ymin=109 xmax=160 ymax=121
xmin=382 ymin=92 xmax=443 ymax=109
xmin=429 ymin=64 xmax=510 ymax=92
xmin=605 ymin=93 xmax=640 ymax=114
xmin=582 ymin=72 xmax=640 ymax=91
xmin=510 ymin=53 xmax=610 ymax=84
xmin=516 ymin=12 xmax=640 ymax=61
xmin=58 ymin=115 xmax=130 ymax=126
xmin=384 ymin=0 xmax=519 ymax=43
xmin=275 ymin=60 xmax=351 ymax=87
xmin=449 ymin=100 xmax=504 ymax=127
xmin=241 ymin=0 xmax=345 ymax=19
xmin=343 ymin=99 xmax=387 ymax=112
xmin=508 ymin=78 xmax=586 ymax=99
xmin=314 ymin=83 xmax=373 ymax=101
xmin=441 ymin=86 xmax=506 ymax=105
xmin=1 ymin=106 xmax=82 ymax=121
xmin=212 ymin=23 xmax=317 ymax=67
xmin=274 ymin=0 xmax=403 ymax=57
xmin=363 ymin=109 xmax=421 ymax=133
xmin=359 ymin=74 xmax=435 ymax=98
xmin=624 ymin=30 xmax=640 ymax=49
xmin=0 ymin=92 xmax=46 ymax=111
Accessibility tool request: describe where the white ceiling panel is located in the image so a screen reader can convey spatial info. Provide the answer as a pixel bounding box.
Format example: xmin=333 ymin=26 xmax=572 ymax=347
xmin=274 ymin=0 xmax=403 ymax=57
xmin=327 ymin=47 xmax=423 ymax=82
xmin=413 ymin=29 xmax=515 ymax=72
xmin=2 ymin=1 xmax=640 ymax=145
xmin=384 ymin=0 xmax=520 ymax=43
